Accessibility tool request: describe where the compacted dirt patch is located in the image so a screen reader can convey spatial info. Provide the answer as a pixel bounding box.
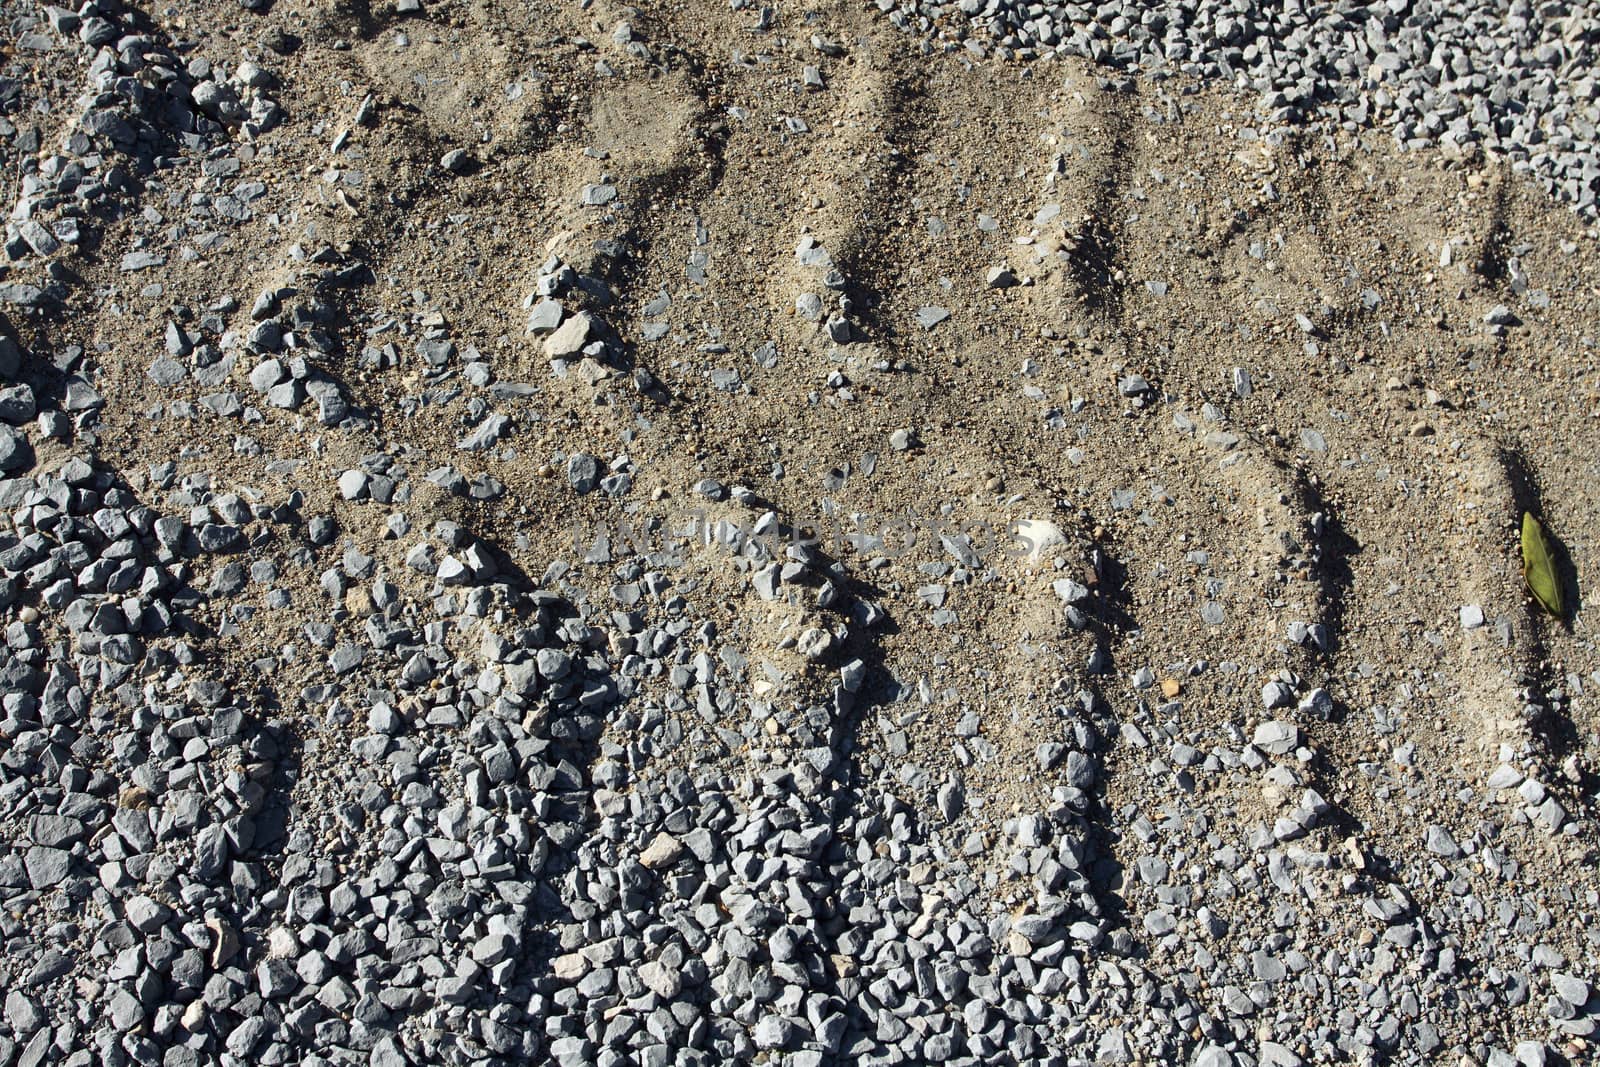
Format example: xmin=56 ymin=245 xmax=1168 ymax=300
xmin=1 ymin=2 xmax=1598 ymax=1065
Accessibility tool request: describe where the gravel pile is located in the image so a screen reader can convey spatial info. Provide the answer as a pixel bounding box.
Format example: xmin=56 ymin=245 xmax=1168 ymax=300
xmin=14 ymin=446 xmax=1590 ymax=1066
xmin=877 ymin=0 xmax=1600 ymax=217
xmin=1 ymin=1 xmax=1598 ymax=1066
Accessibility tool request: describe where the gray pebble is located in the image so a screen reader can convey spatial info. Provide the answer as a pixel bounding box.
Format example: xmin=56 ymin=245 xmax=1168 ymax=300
xmin=1252 ymin=721 xmax=1298 ymax=755
xmin=0 ymin=425 xmax=32 ymax=472
xmin=567 ymin=453 xmax=600 ymax=494
xmin=1424 ymin=824 xmax=1462 ymax=859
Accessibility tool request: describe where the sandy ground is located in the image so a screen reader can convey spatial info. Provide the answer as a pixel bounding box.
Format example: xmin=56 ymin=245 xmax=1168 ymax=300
xmin=61 ymin=0 xmax=1598 ymax=813
xmin=4 ymin=0 xmax=1600 ymax=1059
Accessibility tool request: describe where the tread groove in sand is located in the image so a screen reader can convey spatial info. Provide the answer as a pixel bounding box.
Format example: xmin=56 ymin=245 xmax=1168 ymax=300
xmin=0 ymin=1 xmax=1597 ymax=1063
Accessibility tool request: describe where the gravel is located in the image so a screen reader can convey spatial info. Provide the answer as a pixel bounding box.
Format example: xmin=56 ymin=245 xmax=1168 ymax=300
xmin=0 ymin=1 xmax=1594 ymax=1065
xmin=876 ymin=0 xmax=1600 ymax=218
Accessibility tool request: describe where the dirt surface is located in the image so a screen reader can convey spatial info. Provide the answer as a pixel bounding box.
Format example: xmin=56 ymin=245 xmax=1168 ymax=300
xmin=62 ymin=0 xmax=1599 ymax=816
xmin=5 ymin=0 xmax=1600 ymax=1062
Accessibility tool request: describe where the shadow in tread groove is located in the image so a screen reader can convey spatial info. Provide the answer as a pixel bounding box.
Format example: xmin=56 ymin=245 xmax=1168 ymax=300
xmin=1061 ymin=89 xmax=1139 ymax=322
xmin=1496 ymin=445 xmax=1586 ymax=770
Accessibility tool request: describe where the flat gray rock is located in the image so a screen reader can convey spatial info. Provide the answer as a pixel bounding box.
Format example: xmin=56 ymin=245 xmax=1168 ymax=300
xmin=1424 ymin=824 xmax=1462 ymax=859
xmin=527 ymin=298 xmax=563 ymax=333
xmin=1252 ymin=721 xmax=1298 ymax=755
xmin=24 ymin=846 xmax=69 ymax=888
